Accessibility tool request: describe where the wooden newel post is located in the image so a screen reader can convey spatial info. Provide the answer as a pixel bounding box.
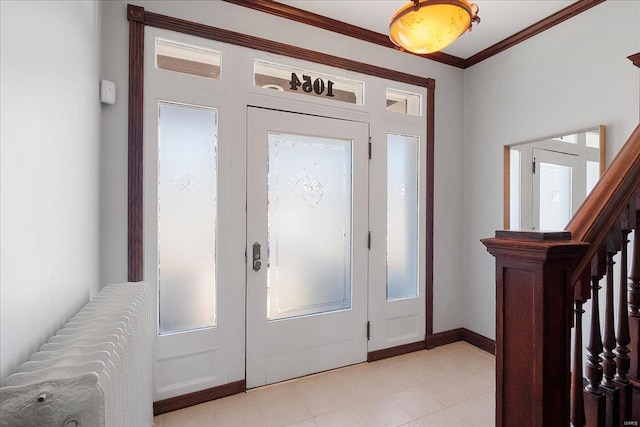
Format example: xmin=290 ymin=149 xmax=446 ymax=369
xmin=482 ymin=231 xmax=589 ymax=427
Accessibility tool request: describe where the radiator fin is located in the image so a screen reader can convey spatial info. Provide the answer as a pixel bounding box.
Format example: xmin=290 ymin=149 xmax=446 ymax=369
xmin=0 ymin=281 xmax=152 ymax=427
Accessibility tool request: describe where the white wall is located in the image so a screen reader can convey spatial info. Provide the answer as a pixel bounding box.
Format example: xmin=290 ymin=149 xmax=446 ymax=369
xmin=0 ymin=0 xmax=102 ymax=383
xmin=99 ymin=1 xmax=467 ymax=334
xmin=462 ymin=1 xmax=640 ymax=339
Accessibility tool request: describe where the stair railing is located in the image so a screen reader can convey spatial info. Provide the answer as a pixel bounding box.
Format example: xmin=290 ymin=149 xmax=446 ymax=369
xmin=483 ymin=123 xmax=640 ymax=426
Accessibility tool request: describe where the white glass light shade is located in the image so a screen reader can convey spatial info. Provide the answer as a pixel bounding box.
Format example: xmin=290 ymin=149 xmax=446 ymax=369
xmin=389 ymin=0 xmax=479 ymax=54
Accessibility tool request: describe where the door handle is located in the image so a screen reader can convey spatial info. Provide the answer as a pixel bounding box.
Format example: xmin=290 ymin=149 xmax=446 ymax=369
xmin=252 ymin=242 xmax=262 ymax=271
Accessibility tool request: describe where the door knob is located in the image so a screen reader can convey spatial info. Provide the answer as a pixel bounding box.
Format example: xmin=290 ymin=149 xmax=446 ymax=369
xmin=252 ymin=242 xmax=262 ymax=271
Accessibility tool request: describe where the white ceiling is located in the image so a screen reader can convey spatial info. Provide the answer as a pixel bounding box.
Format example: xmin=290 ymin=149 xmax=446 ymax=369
xmin=279 ymin=1 xmax=578 ymax=58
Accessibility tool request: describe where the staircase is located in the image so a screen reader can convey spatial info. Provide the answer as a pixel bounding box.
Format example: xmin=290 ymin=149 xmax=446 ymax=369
xmin=482 ymin=54 xmax=640 ymax=426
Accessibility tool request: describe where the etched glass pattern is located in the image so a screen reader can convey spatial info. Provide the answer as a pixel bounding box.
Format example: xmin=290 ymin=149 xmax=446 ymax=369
xmin=539 ymin=162 xmax=572 ymax=231
xmin=289 ymin=163 xmax=332 ymax=208
xmin=267 ymin=132 xmax=352 ymax=320
xmin=158 ymin=102 xmax=217 ymax=335
xmin=387 ymin=134 xmax=419 ymax=300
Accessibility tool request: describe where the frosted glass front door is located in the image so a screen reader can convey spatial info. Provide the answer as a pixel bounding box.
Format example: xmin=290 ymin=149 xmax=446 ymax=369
xmin=246 ymin=107 xmax=369 ymax=388
xmin=532 ymin=148 xmax=583 ymax=231
xmin=267 ymin=133 xmax=352 ymax=320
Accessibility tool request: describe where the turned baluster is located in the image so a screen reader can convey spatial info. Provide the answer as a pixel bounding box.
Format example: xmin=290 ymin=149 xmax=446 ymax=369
xmin=626 ymin=189 xmax=640 ymax=423
xmin=615 ymin=206 xmax=634 ymax=422
xmin=602 ymin=250 xmax=618 ymax=389
xmin=586 ymin=252 xmax=605 ymax=394
xmin=615 ymin=227 xmax=632 ymax=382
xmin=628 ymin=189 xmax=640 ymax=384
xmin=585 ymin=250 xmax=606 ymax=426
xmin=571 ymin=298 xmax=586 ymax=427
xmin=601 ymin=226 xmax=622 ymax=427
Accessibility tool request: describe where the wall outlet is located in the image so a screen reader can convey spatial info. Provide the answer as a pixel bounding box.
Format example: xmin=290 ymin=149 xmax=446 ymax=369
xmin=100 ymin=80 xmax=116 ymax=104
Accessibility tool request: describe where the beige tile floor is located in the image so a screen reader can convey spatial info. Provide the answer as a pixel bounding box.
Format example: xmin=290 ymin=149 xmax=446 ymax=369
xmin=153 ymin=342 xmax=495 ymax=427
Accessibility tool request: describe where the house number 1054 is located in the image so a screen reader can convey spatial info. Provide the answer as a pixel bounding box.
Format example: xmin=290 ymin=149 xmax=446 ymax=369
xmin=289 ymin=73 xmax=335 ymax=97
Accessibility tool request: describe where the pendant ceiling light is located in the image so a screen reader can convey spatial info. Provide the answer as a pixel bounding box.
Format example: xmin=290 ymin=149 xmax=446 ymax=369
xmin=389 ymin=0 xmax=480 ymax=54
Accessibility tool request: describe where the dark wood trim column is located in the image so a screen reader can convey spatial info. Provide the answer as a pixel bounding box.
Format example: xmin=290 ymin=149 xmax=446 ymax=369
xmin=482 ymin=231 xmax=589 ymax=427
xmin=127 ymin=5 xmax=145 ymax=282
xmin=426 ymin=81 xmax=435 ymax=338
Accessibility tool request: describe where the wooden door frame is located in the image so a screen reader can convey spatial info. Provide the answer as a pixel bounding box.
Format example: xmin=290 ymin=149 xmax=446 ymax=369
xmin=126 ymin=2 xmax=436 ymax=357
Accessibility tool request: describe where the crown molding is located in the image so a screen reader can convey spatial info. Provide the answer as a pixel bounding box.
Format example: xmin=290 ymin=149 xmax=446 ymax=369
xmin=464 ymin=0 xmax=605 ymax=67
xmin=223 ymin=0 xmax=605 ymax=69
xmin=220 ymin=0 xmax=466 ymax=69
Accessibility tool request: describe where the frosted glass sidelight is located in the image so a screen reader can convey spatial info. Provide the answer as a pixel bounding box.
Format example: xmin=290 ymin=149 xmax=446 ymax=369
xmin=158 ymin=102 xmax=217 ymax=335
xmin=586 ymin=160 xmax=600 ymax=194
xmin=387 ymin=134 xmax=419 ymax=300
xmin=539 ymin=162 xmax=572 ymax=231
xmin=267 ymin=132 xmax=352 ymax=320
xmin=509 ymin=149 xmax=521 ymax=230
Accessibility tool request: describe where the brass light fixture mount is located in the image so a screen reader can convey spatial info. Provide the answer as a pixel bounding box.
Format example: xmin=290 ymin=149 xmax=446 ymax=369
xmin=389 ymin=0 xmax=480 ymax=55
